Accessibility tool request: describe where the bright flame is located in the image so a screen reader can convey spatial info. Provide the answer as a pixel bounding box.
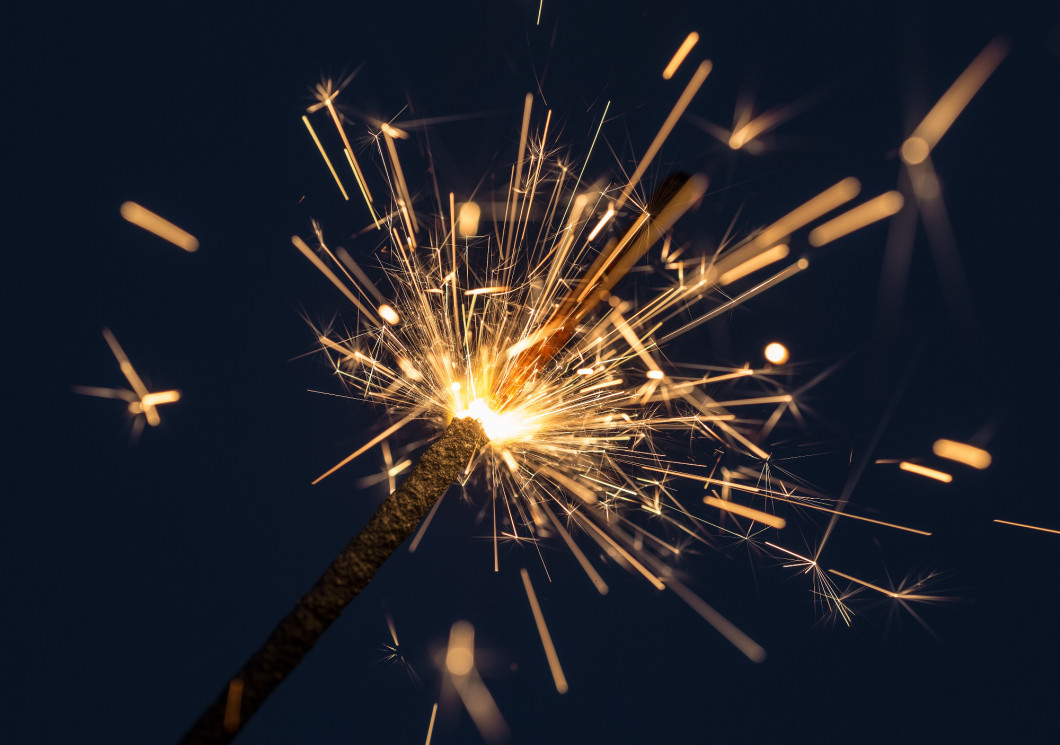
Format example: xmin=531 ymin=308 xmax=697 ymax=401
xmin=456 ymin=397 xmax=535 ymax=443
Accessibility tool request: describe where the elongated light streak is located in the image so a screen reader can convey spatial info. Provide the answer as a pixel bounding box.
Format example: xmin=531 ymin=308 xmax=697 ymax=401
xmin=312 ymin=408 xmax=423 ymax=484
xmin=292 ymin=235 xmax=380 ymax=324
xmin=703 ymin=495 xmax=786 ymax=529
xmin=520 ymin=569 xmax=569 ymax=694
xmin=993 ymin=519 xmax=1060 ymax=537
xmin=302 ymin=115 xmax=349 ymax=200
xmin=662 ymin=32 xmax=699 ymax=80
xmin=898 ymin=461 xmax=953 ymax=483
xmin=827 ymin=569 xmax=937 ymax=601
xmin=901 ymin=37 xmax=1009 ymax=165
xmin=932 ymin=439 xmax=992 ymax=470
xmin=808 ymin=191 xmax=904 ymax=246
xmin=616 ymin=60 xmax=712 ymax=213
xmin=120 ymin=202 xmax=199 ymax=252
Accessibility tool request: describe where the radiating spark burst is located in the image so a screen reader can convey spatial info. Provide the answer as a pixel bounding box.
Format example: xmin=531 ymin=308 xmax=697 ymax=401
xmin=74 ymin=327 xmax=181 ymax=438
xmin=293 ymin=36 xmax=1003 ymax=667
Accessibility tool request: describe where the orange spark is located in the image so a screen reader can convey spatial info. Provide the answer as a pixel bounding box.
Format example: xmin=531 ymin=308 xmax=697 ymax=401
xmin=993 ymin=519 xmax=1060 ymax=537
xmin=808 ymin=191 xmax=905 ymax=246
xmin=520 ymin=569 xmax=569 ymax=694
xmin=703 ymin=495 xmax=786 ymax=529
xmin=932 ymin=439 xmax=992 ymax=470
xmin=301 ymin=115 xmax=349 ymax=200
xmin=901 ymin=38 xmax=1008 ymax=165
xmin=119 ymin=202 xmax=199 ymax=252
xmin=662 ymin=32 xmax=700 ymax=80
xmin=898 ymin=461 xmax=953 ymax=483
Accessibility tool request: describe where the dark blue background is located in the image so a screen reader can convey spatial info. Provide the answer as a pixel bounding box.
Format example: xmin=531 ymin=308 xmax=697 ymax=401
xmin=6 ymin=1 xmax=1058 ymax=743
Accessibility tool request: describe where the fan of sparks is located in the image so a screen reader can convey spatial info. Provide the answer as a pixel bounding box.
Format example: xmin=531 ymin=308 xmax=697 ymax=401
xmin=293 ymin=41 xmax=1004 ymax=662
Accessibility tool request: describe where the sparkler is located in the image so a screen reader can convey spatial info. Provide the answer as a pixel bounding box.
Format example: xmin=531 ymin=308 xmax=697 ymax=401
xmin=170 ymin=28 xmax=1012 ymax=744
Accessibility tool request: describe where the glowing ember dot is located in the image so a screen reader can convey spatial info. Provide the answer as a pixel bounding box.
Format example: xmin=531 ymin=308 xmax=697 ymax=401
xmin=445 ymin=620 xmax=475 ymax=676
xmin=764 ymin=342 xmax=789 ymax=364
xmin=576 ymin=368 xmax=594 ymax=376
xmin=646 ymin=370 xmax=664 ymax=379
xmin=377 ymin=304 xmax=400 ymax=325
xmin=457 ymin=201 xmax=481 ymax=237
xmin=451 ymin=382 xmax=461 ymax=392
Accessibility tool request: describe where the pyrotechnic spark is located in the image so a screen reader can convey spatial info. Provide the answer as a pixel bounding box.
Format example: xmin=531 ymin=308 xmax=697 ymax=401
xmin=898 ymin=461 xmax=954 ymax=483
xmin=74 ymin=328 xmax=181 ymax=435
xmin=175 ymin=30 xmax=1009 ymax=744
xmin=120 ymin=201 xmax=199 ymax=252
xmin=294 ymin=36 xmax=978 ymax=666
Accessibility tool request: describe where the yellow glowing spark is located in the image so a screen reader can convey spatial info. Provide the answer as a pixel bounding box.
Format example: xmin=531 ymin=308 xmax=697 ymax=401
xmin=292 ymin=236 xmax=379 ymax=323
xmin=755 ymin=178 xmax=862 ymax=249
xmin=764 ymin=342 xmax=789 ymax=364
xmin=994 ymin=519 xmax=1060 ymax=537
xmin=827 ymin=569 xmax=937 ymax=601
xmin=576 ymin=368 xmax=594 ymax=376
xmin=464 ymin=286 xmax=510 ymax=296
xmin=520 ymin=569 xmax=568 ymax=694
xmin=119 ymin=202 xmax=199 ymax=252
xmin=719 ymin=244 xmax=789 ymax=285
xmin=424 ymin=703 xmax=438 ymax=745
xmin=932 ymin=439 xmax=991 ymax=470
xmin=616 ymin=60 xmax=712 ymax=213
xmin=222 ymin=678 xmax=243 ymax=734
xmin=901 ymin=37 xmax=1008 ymax=165
xmin=140 ymin=390 xmax=181 ymax=407
xmin=323 ymin=95 xmax=374 ymax=203
xmin=728 ymin=107 xmax=788 ymax=150
xmin=662 ymin=32 xmax=700 ymax=80
xmin=378 ymin=304 xmax=400 ymax=325
xmin=807 ymin=191 xmax=904 ymax=247
xmin=457 ymin=201 xmax=482 ymax=237
xmin=646 ymin=370 xmax=664 ymax=380
xmin=301 ymin=115 xmax=349 ymax=201
xmin=312 ymin=409 xmax=423 ymax=484
xmin=586 ymin=208 xmax=615 ymax=241
xmin=445 ymin=620 xmax=475 ymax=676
xmin=100 ymin=328 xmax=169 ymax=427
xmin=898 ymin=461 xmax=953 ymax=483
xmin=581 ymin=378 xmax=623 ymax=393
xmin=703 ymin=495 xmax=786 ymax=529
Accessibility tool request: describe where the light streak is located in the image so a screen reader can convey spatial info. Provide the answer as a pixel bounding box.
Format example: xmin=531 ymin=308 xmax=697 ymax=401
xmin=827 ymin=569 xmax=939 ymax=602
xmin=901 ymin=37 xmax=1008 ymax=165
xmin=932 ymin=439 xmax=992 ymax=470
xmin=77 ymin=328 xmax=180 ymax=429
xmin=119 ymin=201 xmax=199 ymax=252
xmin=993 ymin=519 xmax=1060 ymax=537
xmin=302 ymin=115 xmax=349 ymax=200
xmin=520 ymin=569 xmax=569 ymax=694
xmin=898 ymin=461 xmax=953 ymax=483
xmin=662 ymin=32 xmax=699 ymax=80
xmin=718 ymin=244 xmax=789 ymax=285
xmin=424 ymin=703 xmax=438 ymax=745
xmin=703 ymin=495 xmax=786 ymax=529
xmin=807 ymin=191 xmax=905 ymax=247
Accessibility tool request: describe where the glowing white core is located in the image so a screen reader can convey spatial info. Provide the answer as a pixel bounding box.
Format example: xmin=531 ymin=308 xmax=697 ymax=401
xmin=456 ymin=397 xmax=532 ymax=443
xmin=764 ymin=342 xmax=789 ymax=365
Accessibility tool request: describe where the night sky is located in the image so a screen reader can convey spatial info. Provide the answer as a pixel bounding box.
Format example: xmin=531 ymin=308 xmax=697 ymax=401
xmin=7 ymin=1 xmax=1060 ymax=743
